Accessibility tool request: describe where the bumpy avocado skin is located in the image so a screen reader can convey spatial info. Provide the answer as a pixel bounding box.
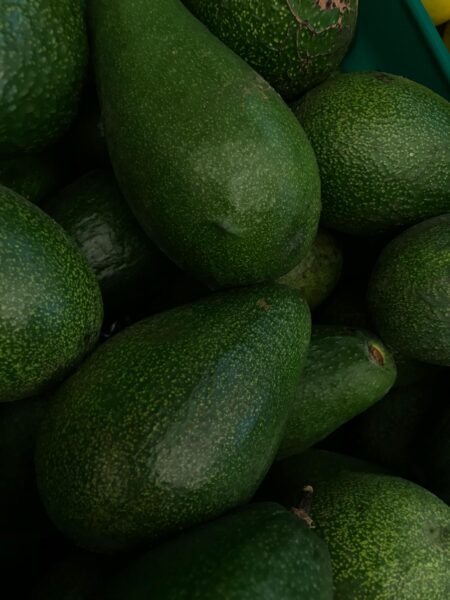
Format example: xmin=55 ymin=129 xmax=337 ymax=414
xmin=36 ymin=285 xmax=311 ymax=552
xmin=0 ymin=185 xmax=103 ymax=402
xmin=267 ymin=450 xmax=450 ymax=600
xmin=278 ymin=325 xmax=396 ymax=458
xmin=183 ymin=0 xmax=358 ymax=99
xmin=278 ymin=228 xmax=342 ymax=308
xmin=99 ymin=503 xmax=333 ymax=600
xmin=90 ymin=0 xmax=321 ymax=289
xmin=0 ymin=0 xmax=88 ymax=154
xmin=44 ymin=169 xmax=173 ymax=318
xmin=293 ymin=72 xmax=450 ymax=234
xmin=368 ymin=214 xmax=450 ymax=365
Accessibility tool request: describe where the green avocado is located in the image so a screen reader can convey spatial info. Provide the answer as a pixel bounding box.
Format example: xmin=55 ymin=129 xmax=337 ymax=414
xmin=183 ymin=0 xmax=358 ymax=99
xmin=0 ymin=185 xmax=103 ymax=402
xmin=0 ymin=0 xmax=88 ymax=154
xmin=368 ymin=214 xmax=450 ymax=365
xmin=99 ymin=502 xmax=333 ymax=600
xmin=44 ymin=170 xmax=173 ymax=319
xmin=292 ymin=72 xmax=450 ymax=234
xmin=267 ymin=450 xmax=450 ymax=600
xmin=277 ymin=228 xmax=342 ymax=309
xmin=90 ymin=0 xmax=321 ymax=289
xmin=36 ymin=285 xmax=311 ymax=552
xmin=278 ymin=325 xmax=396 ymax=459
xmin=0 ymin=152 xmax=62 ymax=204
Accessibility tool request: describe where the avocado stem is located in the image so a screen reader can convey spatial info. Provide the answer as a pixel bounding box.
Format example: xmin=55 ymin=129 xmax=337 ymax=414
xmin=291 ymin=485 xmax=315 ymax=528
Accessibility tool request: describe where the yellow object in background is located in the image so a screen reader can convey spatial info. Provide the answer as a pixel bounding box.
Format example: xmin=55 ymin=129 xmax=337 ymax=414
xmin=444 ymin=21 xmax=450 ymax=50
xmin=422 ymin=0 xmax=450 ymax=25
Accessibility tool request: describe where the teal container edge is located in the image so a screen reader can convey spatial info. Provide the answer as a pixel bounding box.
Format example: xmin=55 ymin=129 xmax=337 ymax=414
xmin=343 ymin=0 xmax=450 ymax=100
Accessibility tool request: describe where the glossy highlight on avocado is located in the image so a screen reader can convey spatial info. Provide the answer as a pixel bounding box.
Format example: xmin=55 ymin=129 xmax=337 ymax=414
xmin=36 ymin=285 xmax=311 ymax=552
xmin=90 ymin=0 xmax=321 ymax=289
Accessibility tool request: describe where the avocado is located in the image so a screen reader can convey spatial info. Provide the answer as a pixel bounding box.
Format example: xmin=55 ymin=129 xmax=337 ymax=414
xmin=368 ymin=214 xmax=450 ymax=365
xmin=267 ymin=450 xmax=450 ymax=600
xmin=278 ymin=325 xmax=396 ymax=459
xmin=183 ymin=0 xmax=358 ymax=99
xmin=0 ymin=152 xmax=62 ymax=204
xmin=0 ymin=0 xmax=88 ymax=154
xmin=90 ymin=0 xmax=321 ymax=289
xmin=36 ymin=285 xmax=311 ymax=552
xmin=99 ymin=502 xmax=333 ymax=600
xmin=292 ymin=72 xmax=450 ymax=234
xmin=44 ymin=170 xmax=173 ymax=319
xmin=0 ymin=185 xmax=103 ymax=402
xmin=277 ymin=228 xmax=342 ymax=309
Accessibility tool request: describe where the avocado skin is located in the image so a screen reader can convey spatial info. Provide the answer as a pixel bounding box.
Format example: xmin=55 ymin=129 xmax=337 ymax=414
xmin=0 ymin=0 xmax=88 ymax=154
xmin=425 ymin=407 xmax=450 ymax=505
xmin=278 ymin=325 xmax=396 ymax=459
xmin=267 ymin=450 xmax=450 ymax=600
xmin=44 ymin=170 xmax=173 ymax=319
xmin=277 ymin=228 xmax=342 ymax=309
xmin=183 ymin=0 xmax=358 ymax=99
xmin=0 ymin=152 xmax=62 ymax=204
xmin=35 ymin=285 xmax=311 ymax=552
xmin=293 ymin=72 xmax=450 ymax=234
xmin=0 ymin=185 xmax=103 ymax=402
xmin=90 ymin=0 xmax=321 ymax=289
xmin=99 ymin=502 xmax=333 ymax=600
xmin=368 ymin=214 xmax=450 ymax=366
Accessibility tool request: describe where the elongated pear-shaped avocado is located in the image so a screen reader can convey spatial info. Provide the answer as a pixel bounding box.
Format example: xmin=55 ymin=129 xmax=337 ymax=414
xmin=99 ymin=503 xmax=333 ymax=600
xmin=278 ymin=326 xmax=396 ymax=459
xmin=0 ymin=185 xmax=103 ymax=402
xmin=36 ymin=285 xmax=311 ymax=552
xmin=90 ymin=0 xmax=321 ymax=289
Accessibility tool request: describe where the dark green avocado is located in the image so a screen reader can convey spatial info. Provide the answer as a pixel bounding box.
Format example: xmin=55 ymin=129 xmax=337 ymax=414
xmin=0 ymin=0 xmax=88 ymax=154
xmin=90 ymin=0 xmax=321 ymax=289
xmin=368 ymin=214 xmax=450 ymax=365
xmin=44 ymin=169 xmax=173 ymax=318
xmin=278 ymin=325 xmax=396 ymax=459
xmin=99 ymin=502 xmax=333 ymax=600
xmin=183 ymin=0 xmax=358 ymax=99
xmin=0 ymin=185 xmax=103 ymax=402
xmin=35 ymin=285 xmax=311 ymax=552
xmin=277 ymin=228 xmax=342 ymax=309
xmin=293 ymin=72 xmax=450 ymax=234
xmin=266 ymin=450 xmax=450 ymax=600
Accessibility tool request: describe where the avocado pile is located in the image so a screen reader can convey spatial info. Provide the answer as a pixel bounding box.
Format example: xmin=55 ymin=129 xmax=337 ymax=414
xmin=1 ymin=1 xmax=450 ymax=598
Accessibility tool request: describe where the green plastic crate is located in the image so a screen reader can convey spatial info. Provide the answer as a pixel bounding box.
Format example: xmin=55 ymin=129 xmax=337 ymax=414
xmin=343 ymin=0 xmax=450 ymax=100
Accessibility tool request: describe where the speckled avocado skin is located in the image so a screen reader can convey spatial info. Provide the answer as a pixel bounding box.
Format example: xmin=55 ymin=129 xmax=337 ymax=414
xmin=100 ymin=503 xmax=333 ymax=600
xmin=277 ymin=228 xmax=342 ymax=309
xmin=90 ymin=0 xmax=321 ymax=289
xmin=368 ymin=214 xmax=450 ymax=365
xmin=35 ymin=284 xmax=311 ymax=552
xmin=44 ymin=169 xmax=172 ymax=316
xmin=293 ymin=72 xmax=450 ymax=234
xmin=278 ymin=325 xmax=396 ymax=459
xmin=0 ymin=0 xmax=88 ymax=154
xmin=183 ymin=0 xmax=358 ymax=99
xmin=267 ymin=450 xmax=450 ymax=600
xmin=0 ymin=185 xmax=103 ymax=402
